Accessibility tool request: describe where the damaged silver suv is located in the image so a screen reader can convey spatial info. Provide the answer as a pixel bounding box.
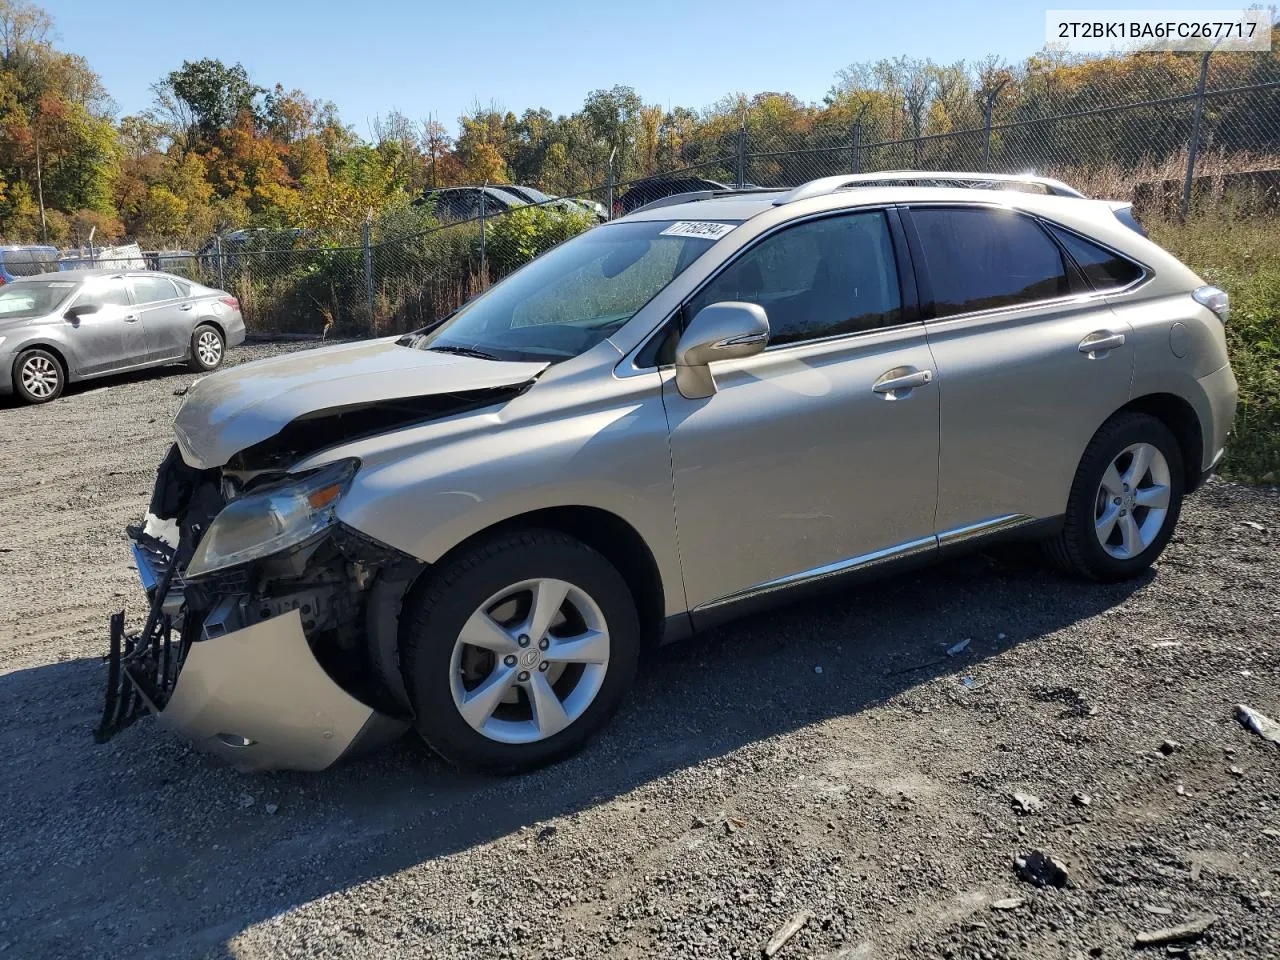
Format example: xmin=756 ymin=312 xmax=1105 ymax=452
xmin=98 ymin=176 xmax=1238 ymax=773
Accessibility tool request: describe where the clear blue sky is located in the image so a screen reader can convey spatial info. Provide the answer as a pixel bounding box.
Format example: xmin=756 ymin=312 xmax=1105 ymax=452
xmin=45 ymin=0 xmax=1215 ymax=137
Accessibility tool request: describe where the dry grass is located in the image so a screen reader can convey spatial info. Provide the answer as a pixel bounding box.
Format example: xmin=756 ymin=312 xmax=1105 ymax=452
xmin=1148 ymin=214 xmax=1280 ymax=481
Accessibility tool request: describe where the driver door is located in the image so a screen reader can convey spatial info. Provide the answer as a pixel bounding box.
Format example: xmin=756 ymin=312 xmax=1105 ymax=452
xmin=661 ymin=210 xmax=940 ymax=616
xmin=65 ymin=276 xmax=145 ymax=375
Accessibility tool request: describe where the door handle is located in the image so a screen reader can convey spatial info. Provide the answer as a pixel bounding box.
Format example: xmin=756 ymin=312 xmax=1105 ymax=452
xmin=1078 ymin=331 xmax=1125 ymax=357
xmin=124 ymin=314 xmax=139 ymax=323
xmin=178 ymin=303 xmax=193 ymax=311
xmin=873 ymin=368 xmax=933 ymax=398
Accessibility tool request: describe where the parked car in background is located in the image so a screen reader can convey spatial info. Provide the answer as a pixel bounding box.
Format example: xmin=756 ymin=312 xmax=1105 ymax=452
xmin=0 ymin=269 xmax=245 ymax=404
xmin=99 ymin=176 xmax=1235 ymax=774
xmin=615 ymin=176 xmax=733 ymax=216
xmin=0 ymin=245 xmax=60 ymax=284
xmin=418 ymin=186 xmax=528 ymax=221
xmin=499 ymin=185 xmax=608 ymax=221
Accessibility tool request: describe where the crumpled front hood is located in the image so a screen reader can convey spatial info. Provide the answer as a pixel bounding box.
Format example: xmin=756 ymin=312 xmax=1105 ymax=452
xmin=173 ymin=338 xmax=548 ymax=469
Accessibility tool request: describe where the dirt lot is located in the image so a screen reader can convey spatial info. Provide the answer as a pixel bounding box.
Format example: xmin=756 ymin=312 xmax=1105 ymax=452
xmin=0 ymin=342 xmax=1277 ymax=960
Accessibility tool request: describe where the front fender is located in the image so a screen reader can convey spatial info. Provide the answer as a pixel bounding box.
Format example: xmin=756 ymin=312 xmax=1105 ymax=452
xmin=325 ymin=371 xmax=686 ymax=618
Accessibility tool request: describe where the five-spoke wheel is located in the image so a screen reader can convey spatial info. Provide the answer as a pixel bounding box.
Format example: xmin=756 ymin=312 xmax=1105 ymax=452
xmin=401 ymin=529 xmax=640 ymax=772
xmin=1048 ymin=412 xmax=1185 ymax=581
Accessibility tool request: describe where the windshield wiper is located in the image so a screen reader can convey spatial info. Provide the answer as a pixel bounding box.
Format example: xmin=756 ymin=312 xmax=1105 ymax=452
xmin=426 ymin=344 xmax=501 ymax=361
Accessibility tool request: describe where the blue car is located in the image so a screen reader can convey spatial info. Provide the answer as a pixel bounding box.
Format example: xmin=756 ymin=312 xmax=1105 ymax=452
xmin=0 ymin=246 xmax=59 ymax=285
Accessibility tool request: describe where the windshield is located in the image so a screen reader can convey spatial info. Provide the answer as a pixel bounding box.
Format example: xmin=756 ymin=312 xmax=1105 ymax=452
xmin=406 ymin=219 xmax=737 ymax=362
xmin=0 ymin=279 xmax=78 ymax=320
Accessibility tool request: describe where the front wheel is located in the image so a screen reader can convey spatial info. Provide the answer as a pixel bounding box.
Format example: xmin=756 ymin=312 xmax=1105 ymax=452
xmin=188 ymin=324 xmax=225 ymax=371
xmin=400 ymin=529 xmax=640 ymax=773
xmin=1046 ymin=412 xmax=1185 ymax=581
xmin=13 ymin=348 xmax=65 ymax=404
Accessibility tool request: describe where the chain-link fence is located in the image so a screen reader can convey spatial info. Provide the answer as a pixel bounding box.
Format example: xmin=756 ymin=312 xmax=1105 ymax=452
xmin=81 ymin=57 xmax=1278 ymax=338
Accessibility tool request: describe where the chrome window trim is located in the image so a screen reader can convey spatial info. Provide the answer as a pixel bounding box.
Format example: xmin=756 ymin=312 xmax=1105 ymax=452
xmin=615 ymin=204 xmax=912 ymax=377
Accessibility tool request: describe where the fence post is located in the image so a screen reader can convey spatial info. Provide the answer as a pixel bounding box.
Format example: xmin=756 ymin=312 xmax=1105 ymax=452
xmin=479 ymin=185 xmax=487 ymax=280
xmin=215 ymin=235 xmax=225 ymax=291
xmin=981 ymin=79 xmax=1008 ymax=172
xmin=851 ymin=103 xmax=869 ymax=174
xmin=362 ymin=215 xmax=375 ymax=335
xmin=1181 ymin=48 xmax=1213 ymax=221
xmin=736 ymin=119 xmax=747 ymax=187
xmin=606 ymin=148 xmax=616 ymax=220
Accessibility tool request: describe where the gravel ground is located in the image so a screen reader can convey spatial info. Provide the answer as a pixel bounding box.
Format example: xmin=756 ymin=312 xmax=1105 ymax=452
xmin=1 ymin=342 xmax=1278 ymax=960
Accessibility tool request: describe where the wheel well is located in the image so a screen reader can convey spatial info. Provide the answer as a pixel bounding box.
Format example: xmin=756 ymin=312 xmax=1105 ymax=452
xmin=450 ymin=507 xmax=667 ymax=647
xmin=195 ymin=318 xmax=225 ymax=340
xmin=14 ymin=343 xmax=69 ymax=380
xmin=1119 ymin=393 xmax=1204 ymax=491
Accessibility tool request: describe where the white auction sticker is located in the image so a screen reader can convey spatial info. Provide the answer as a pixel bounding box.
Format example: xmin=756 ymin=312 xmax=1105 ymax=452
xmin=659 ymin=221 xmax=736 ymax=240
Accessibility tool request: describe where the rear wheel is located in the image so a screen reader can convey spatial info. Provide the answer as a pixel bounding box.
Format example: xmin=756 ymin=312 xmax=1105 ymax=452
xmin=1046 ymin=412 xmax=1184 ymax=581
xmin=400 ymin=529 xmax=640 ymax=773
xmin=13 ymin=348 xmax=65 ymax=404
xmin=188 ymin=324 xmax=225 ymax=371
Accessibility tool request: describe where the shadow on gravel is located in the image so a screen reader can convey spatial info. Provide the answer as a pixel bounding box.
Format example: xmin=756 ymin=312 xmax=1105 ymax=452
xmin=0 ymin=544 xmax=1148 ymax=960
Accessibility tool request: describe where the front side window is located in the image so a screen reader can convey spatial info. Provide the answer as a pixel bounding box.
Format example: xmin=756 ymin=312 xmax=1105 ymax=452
xmin=407 ymin=219 xmax=734 ymax=363
xmin=74 ymin=277 xmax=131 ymax=310
xmin=687 ymin=211 xmax=903 ymax=347
xmin=130 ymin=276 xmax=179 ymax=303
xmin=0 ymin=279 xmax=78 ymax=318
xmin=1049 ymin=227 xmax=1144 ymax=290
xmin=911 ymin=207 xmax=1069 ymax=319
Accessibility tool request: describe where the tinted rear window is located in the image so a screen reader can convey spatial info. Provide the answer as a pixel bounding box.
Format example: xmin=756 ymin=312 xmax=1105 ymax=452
xmin=911 ymin=207 xmax=1069 ymax=318
xmin=1049 ymin=227 xmax=1144 ymax=290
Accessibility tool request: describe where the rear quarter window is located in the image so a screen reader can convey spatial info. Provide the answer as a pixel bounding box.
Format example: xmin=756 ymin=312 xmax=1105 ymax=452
xmin=1048 ymin=227 xmax=1145 ymax=290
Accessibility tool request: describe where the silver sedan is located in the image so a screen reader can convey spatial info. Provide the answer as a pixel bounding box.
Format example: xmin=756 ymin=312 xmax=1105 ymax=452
xmin=0 ymin=269 xmax=246 ymax=404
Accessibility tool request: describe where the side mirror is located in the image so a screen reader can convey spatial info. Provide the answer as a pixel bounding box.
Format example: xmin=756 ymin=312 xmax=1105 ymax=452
xmin=674 ymin=301 xmax=769 ymax=399
xmin=64 ymin=303 xmax=98 ymax=321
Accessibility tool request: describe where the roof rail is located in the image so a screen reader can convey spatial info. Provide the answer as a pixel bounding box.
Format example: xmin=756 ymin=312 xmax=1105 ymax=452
xmin=773 ymin=171 xmax=1085 ymax=205
xmin=630 ymin=187 xmax=783 ymax=215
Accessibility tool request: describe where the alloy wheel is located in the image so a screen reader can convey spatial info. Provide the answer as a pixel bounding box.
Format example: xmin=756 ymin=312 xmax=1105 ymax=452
xmin=20 ymin=355 xmax=60 ymax=400
xmin=196 ymin=329 xmax=222 ymax=367
xmin=449 ymin=577 xmax=610 ymax=744
xmin=1094 ymin=442 xmax=1172 ymax=559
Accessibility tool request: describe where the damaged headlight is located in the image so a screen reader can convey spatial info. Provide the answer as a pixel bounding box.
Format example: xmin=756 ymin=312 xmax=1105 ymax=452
xmin=185 ymin=459 xmax=359 ymax=579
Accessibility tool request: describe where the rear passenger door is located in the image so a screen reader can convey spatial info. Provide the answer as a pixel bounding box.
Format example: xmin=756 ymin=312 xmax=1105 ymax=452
xmin=128 ymin=275 xmax=191 ymax=361
xmin=903 ymin=204 xmax=1134 ymax=539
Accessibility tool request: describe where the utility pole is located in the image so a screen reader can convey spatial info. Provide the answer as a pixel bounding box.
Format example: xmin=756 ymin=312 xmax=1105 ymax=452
xmin=35 ymin=131 xmax=48 ymax=243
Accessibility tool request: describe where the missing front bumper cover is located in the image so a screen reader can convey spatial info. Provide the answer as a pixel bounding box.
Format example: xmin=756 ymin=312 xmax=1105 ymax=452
xmin=95 ymin=525 xmax=409 ymax=770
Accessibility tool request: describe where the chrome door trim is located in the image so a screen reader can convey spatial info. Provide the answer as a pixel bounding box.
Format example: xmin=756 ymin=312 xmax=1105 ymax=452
xmin=692 ymin=513 xmax=1037 ymax=613
xmin=693 ymin=535 xmax=937 ymax=612
xmin=936 ymin=513 xmax=1034 ymax=547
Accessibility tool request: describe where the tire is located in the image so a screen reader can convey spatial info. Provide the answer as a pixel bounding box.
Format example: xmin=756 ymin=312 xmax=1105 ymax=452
xmin=188 ymin=324 xmax=225 ymax=371
xmin=1045 ymin=412 xmax=1185 ymax=581
xmin=400 ymin=528 xmax=641 ymax=773
xmin=12 ymin=348 xmax=65 ymax=404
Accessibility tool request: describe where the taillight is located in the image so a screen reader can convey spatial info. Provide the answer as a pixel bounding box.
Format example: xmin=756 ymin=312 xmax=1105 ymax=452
xmin=1192 ymin=285 xmax=1229 ymax=323
xmin=219 ymin=296 xmax=240 ymax=310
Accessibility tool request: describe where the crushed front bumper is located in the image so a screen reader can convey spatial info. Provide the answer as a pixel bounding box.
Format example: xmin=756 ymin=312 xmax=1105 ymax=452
xmin=98 ymin=528 xmax=407 ymax=772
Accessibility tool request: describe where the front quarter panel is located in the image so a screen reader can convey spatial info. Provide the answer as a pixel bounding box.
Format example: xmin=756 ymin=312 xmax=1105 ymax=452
xmin=317 ymin=357 xmax=686 ymax=617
